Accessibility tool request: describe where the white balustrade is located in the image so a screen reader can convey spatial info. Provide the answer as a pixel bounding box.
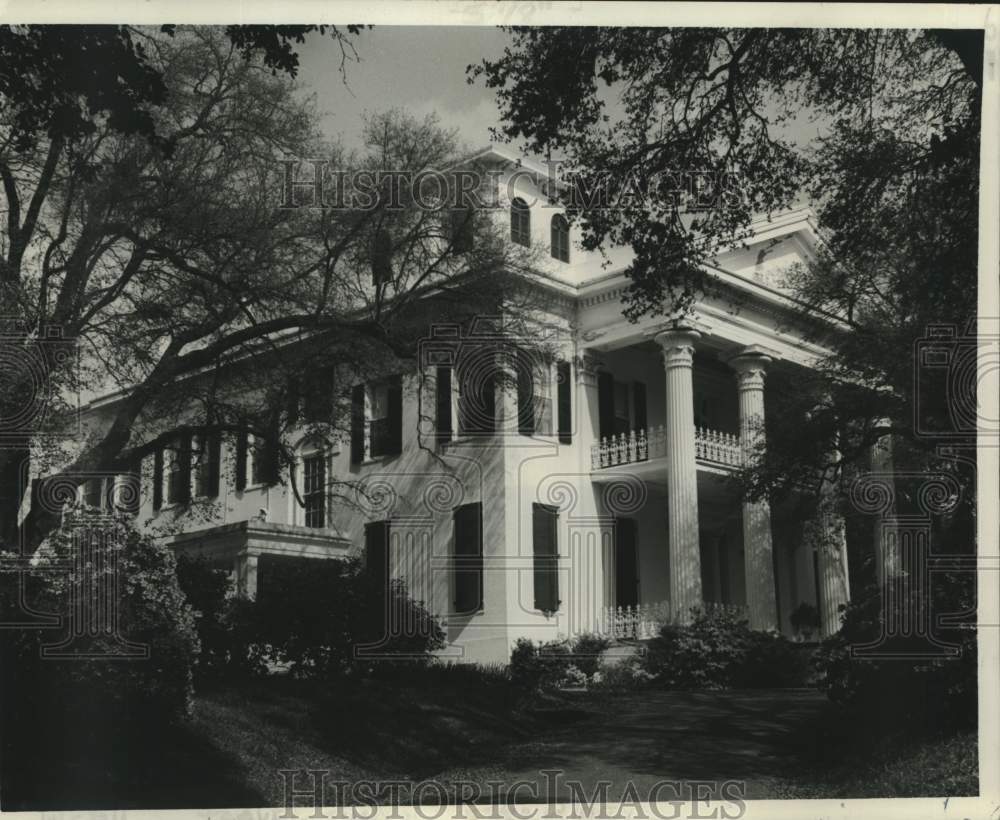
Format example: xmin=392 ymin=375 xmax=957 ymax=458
xmin=590 ymin=425 xmax=742 ymax=471
xmin=599 ymin=600 xmax=750 ymax=640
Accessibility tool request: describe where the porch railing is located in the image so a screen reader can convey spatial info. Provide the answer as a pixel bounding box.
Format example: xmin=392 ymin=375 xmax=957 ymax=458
xmin=599 ymin=600 xmax=750 ymax=640
xmin=590 ymin=425 xmax=742 ymax=471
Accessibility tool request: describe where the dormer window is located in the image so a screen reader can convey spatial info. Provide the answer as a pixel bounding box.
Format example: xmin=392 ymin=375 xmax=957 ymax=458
xmin=510 ymin=198 xmax=531 ymax=247
xmin=550 ymin=214 xmax=570 ymax=263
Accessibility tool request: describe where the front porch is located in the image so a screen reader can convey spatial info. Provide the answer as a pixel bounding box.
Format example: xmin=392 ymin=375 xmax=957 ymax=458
xmin=576 ymin=322 xmax=850 ymax=640
xmin=166 ymin=519 xmax=351 ymax=598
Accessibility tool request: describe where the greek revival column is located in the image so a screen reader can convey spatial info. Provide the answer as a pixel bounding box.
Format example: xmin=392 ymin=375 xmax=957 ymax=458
xmin=235 ymin=552 xmax=259 ymax=600
xmin=730 ymin=348 xmax=778 ymax=631
xmin=811 ymin=504 xmax=850 ymax=638
xmin=652 ymin=327 xmax=702 ymax=622
xmin=868 ymin=424 xmax=899 ymax=587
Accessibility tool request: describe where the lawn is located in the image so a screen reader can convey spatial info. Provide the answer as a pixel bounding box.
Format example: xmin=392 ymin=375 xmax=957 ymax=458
xmin=2 ymin=671 xmax=979 ymax=809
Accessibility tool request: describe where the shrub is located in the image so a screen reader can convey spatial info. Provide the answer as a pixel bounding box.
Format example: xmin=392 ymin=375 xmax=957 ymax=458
xmin=813 ymin=575 xmax=977 ymax=734
xmin=590 ymin=654 xmax=657 ymax=692
xmin=175 ymin=553 xmax=235 ymax=680
xmin=235 ymin=556 xmax=446 ymax=677
xmin=644 ymin=606 xmax=805 ymax=689
xmin=510 ymin=637 xmax=574 ymax=689
xmin=570 ymin=632 xmax=611 ymax=678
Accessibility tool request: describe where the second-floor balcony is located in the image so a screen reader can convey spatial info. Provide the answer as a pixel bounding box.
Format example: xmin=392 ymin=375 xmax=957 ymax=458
xmin=591 ymin=425 xmax=743 ymax=473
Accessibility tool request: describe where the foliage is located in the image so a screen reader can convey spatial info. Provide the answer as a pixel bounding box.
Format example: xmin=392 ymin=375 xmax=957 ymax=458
xmin=175 ymin=553 xmax=234 ymax=679
xmin=789 ymin=601 xmax=821 ymax=636
xmin=589 ymin=654 xmax=657 ymax=693
xmin=471 ymin=27 xmax=982 ymax=516
xmin=568 ymin=631 xmax=611 ymax=677
xmin=812 ymin=572 xmax=977 ymax=734
xmin=218 ymin=556 xmax=446 ymax=677
xmin=644 ymin=607 xmax=805 ymax=690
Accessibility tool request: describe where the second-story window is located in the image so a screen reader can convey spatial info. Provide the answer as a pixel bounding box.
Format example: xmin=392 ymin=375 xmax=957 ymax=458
xmin=510 ymin=197 xmax=530 ymax=247
xmin=350 ymin=376 xmax=403 ymax=463
xmin=167 ymin=433 xmax=192 ymax=505
xmin=302 ymin=452 xmax=326 ymax=528
xmin=550 ymin=214 xmax=570 ymax=263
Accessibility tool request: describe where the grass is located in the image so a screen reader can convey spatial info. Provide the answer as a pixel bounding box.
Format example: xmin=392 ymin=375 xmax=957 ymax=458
xmin=759 ymin=730 xmax=978 ymax=798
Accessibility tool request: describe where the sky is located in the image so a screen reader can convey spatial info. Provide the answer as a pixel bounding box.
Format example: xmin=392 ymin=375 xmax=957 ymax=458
xmin=295 ymin=26 xmax=511 ymax=154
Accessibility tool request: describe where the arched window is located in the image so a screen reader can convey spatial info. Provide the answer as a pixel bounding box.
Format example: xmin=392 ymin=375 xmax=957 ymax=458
xmin=510 ymin=198 xmax=531 ymax=247
xmin=550 ymin=214 xmax=570 ymax=263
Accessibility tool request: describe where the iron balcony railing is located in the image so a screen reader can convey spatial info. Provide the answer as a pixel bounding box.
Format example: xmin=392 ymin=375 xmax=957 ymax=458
xmin=590 ymin=425 xmax=743 ymax=471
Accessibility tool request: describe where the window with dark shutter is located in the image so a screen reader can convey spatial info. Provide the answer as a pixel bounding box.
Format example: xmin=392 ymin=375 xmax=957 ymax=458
xmin=125 ymin=464 xmax=141 ymax=516
xmin=168 ymin=434 xmax=192 ymax=504
xmin=435 ymin=366 xmax=452 ymax=443
xmin=234 ymin=428 xmax=248 ymax=491
xmin=557 ymin=361 xmax=572 ymax=444
xmin=457 ymin=358 xmax=495 ymax=435
xmin=510 ymin=198 xmax=530 ymax=247
xmin=350 ymin=384 xmax=365 ymax=464
xmin=533 ymin=503 xmax=559 ymax=612
xmin=550 ymin=214 xmax=570 ymax=263
xmin=303 ymin=453 xmax=326 ymax=528
xmin=614 ymin=517 xmax=639 ymax=608
xmin=597 ymin=371 xmax=615 ymax=440
xmin=453 ymin=502 xmax=483 ymax=614
xmin=365 ymin=520 xmax=391 ymax=623
xmin=152 ymin=449 xmax=163 ymax=510
xmin=633 ymin=381 xmax=647 ymax=434
xmin=83 ymin=477 xmax=103 ymax=510
xmin=197 ymin=431 xmax=221 ymax=497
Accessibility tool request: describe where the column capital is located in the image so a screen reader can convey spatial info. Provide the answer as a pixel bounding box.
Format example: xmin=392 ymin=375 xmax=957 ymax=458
xmin=728 ymin=346 xmax=775 ymax=388
xmin=646 ymin=320 xmax=706 ymax=369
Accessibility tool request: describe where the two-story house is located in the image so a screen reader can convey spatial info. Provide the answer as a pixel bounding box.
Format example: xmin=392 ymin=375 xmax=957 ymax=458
xmin=63 ymin=146 xmax=861 ymax=665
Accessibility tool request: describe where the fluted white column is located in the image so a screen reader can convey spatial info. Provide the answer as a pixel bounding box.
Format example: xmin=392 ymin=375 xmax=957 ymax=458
xmin=235 ymin=552 xmax=259 ymax=600
xmin=730 ymin=349 xmax=778 ymax=631
xmin=653 ymin=327 xmax=702 ymax=623
xmin=810 ymin=506 xmax=850 ymax=638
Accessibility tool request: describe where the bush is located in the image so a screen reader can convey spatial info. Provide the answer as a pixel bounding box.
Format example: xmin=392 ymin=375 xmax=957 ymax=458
xmin=570 ymin=632 xmax=611 ymax=678
xmin=231 ymin=556 xmax=446 ymax=677
xmin=509 ymin=637 xmax=574 ymax=689
xmin=23 ymin=516 xmax=201 ymax=720
xmin=590 ymin=654 xmax=657 ymax=692
xmin=813 ymin=575 xmax=977 ymax=734
xmin=175 ymin=554 xmax=235 ymax=680
xmin=644 ymin=607 xmax=805 ymax=689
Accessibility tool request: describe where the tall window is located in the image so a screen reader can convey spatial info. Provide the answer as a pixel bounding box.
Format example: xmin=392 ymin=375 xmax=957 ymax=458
xmin=532 ymin=503 xmax=559 ymax=612
xmin=350 ymin=376 xmax=403 ymax=463
xmin=453 ymin=502 xmax=483 ymax=614
xmin=510 ymin=198 xmax=530 ymax=247
xmin=550 ymin=214 xmax=570 ymax=262
xmin=194 ymin=431 xmax=221 ymax=498
xmin=302 ymin=453 xmax=326 ymax=528
xmin=167 ymin=433 xmax=192 ymax=505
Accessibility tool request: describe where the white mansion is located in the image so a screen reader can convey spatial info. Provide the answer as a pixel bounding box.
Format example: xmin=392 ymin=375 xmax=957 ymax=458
xmin=68 ymin=146 xmax=859 ymax=665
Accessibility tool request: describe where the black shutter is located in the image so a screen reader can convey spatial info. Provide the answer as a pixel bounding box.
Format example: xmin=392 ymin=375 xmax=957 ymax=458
xmin=234 ymin=428 xmax=248 ymax=491
xmin=174 ymin=433 xmax=192 ymax=504
xmin=386 ymin=376 xmax=403 ymax=455
xmin=453 ymin=502 xmax=483 ymax=614
xmin=152 ymin=449 xmax=163 ymax=510
xmin=633 ymin=381 xmax=647 ymax=433
xmin=557 ymin=361 xmax=572 ymax=444
xmin=350 ymin=384 xmax=366 ymax=464
xmin=597 ymin=372 xmax=614 ymax=440
xmin=436 ymin=366 xmax=452 ymax=442
xmin=517 ymin=357 xmax=535 ymax=436
xmin=614 ymin=517 xmax=639 ymax=608
xmin=532 ymin=503 xmax=559 ymax=612
xmin=480 ymin=370 xmax=496 ymax=434
xmin=365 ymin=519 xmax=391 ymax=591
xmin=126 ymin=462 xmax=141 ymax=515
xmin=206 ymin=432 xmax=221 ymax=497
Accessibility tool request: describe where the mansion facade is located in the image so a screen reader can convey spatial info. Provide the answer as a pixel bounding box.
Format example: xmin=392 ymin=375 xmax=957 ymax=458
xmin=65 ymin=147 xmax=861 ymax=665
